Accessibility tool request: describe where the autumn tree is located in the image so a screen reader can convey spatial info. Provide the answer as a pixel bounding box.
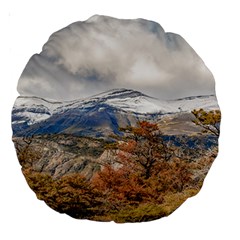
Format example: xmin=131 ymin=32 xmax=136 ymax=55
xmin=92 ymin=121 xmax=193 ymax=213
xmin=23 ymin=170 xmax=103 ymax=219
xmin=192 ymin=109 xmax=221 ymax=137
xmin=118 ymin=121 xmax=172 ymax=179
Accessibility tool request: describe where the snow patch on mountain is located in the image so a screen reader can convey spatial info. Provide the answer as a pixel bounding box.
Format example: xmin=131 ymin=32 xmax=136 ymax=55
xmin=12 ymin=96 xmax=64 ymax=125
xmin=12 ymin=89 xmax=219 ymax=128
xmin=167 ymin=95 xmax=219 ymax=113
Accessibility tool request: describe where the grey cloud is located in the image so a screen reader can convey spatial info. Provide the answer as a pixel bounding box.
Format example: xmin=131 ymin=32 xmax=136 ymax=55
xmin=18 ymin=15 xmax=215 ymax=100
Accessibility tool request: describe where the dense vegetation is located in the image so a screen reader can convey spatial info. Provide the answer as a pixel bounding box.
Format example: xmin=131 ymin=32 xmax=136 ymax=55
xmin=14 ymin=109 xmax=220 ymax=222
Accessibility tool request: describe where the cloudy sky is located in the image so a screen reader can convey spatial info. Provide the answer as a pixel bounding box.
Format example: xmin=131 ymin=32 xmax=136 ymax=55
xmin=18 ymin=15 xmax=215 ymax=101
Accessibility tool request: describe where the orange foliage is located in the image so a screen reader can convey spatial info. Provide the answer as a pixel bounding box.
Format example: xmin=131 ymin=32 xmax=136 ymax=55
xmin=92 ymin=121 xmax=193 ymax=209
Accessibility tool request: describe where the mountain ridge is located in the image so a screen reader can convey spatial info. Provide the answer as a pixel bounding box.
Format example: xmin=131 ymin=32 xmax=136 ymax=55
xmin=12 ymin=88 xmax=219 ymax=137
xmin=16 ymin=88 xmax=215 ymax=104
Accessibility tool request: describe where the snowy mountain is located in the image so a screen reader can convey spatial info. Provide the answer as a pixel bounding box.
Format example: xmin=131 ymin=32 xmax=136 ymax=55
xmin=12 ymin=89 xmax=219 ymax=137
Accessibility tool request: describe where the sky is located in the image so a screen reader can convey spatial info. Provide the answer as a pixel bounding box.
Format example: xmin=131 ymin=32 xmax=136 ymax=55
xmin=17 ymin=15 xmax=215 ymax=101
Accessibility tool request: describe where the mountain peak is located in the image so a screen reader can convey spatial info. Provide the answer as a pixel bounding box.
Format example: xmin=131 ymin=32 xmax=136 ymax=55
xmin=90 ymin=88 xmax=149 ymax=100
xmin=12 ymin=89 xmax=219 ymax=137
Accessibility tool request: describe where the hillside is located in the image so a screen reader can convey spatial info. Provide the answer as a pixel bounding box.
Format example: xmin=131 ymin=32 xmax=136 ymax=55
xmin=12 ymin=89 xmax=219 ymax=137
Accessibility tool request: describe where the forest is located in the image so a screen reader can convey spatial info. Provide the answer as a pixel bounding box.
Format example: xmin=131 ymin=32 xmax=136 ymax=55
xmin=14 ymin=109 xmax=220 ymax=222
